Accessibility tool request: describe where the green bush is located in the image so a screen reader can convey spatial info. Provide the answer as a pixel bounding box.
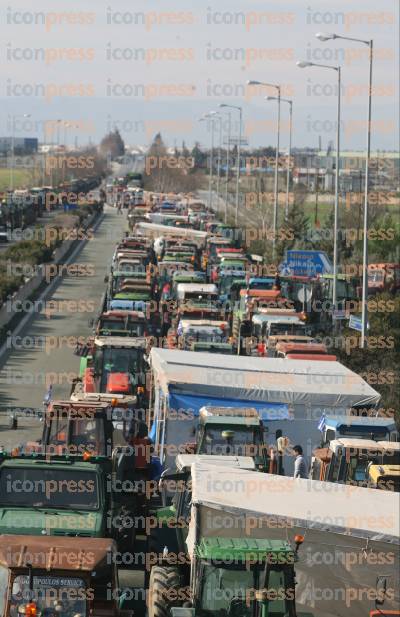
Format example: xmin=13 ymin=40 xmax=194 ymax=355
xmin=2 ymin=240 xmax=53 ymax=265
xmin=0 ymin=273 xmax=24 ymax=304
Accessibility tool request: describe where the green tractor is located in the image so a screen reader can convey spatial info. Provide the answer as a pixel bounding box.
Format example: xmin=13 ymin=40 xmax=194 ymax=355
xmin=0 ymin=445 xmax=143 ymax=553
xmin=192 ymin=406 xmax=269 ymax=471
xmin=147 ymin=458 xmax=313 ymax=617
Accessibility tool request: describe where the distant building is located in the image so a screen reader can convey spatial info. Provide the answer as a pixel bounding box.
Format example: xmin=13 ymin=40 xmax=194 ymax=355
xmin=0 ymin=137 xmax=38 ymax=155
xmin=292 ymin=149 xmax=399 ymax=192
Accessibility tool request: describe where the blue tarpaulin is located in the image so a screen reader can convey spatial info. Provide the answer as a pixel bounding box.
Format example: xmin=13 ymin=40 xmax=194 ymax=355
xmin=168 ymin=390 xmax=290 ymax=421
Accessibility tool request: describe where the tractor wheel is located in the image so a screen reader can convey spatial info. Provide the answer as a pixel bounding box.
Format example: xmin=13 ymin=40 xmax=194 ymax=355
xmin=148 ymin=565 xmax=182 ymax=617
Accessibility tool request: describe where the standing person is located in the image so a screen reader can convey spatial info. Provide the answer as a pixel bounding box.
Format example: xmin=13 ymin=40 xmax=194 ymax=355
xmin=293 ymin=445 xmax=308 ymax=479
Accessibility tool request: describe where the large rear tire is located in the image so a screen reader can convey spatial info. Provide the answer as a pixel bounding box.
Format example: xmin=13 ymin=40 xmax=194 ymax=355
xmin=148 ymin=565 xmax=182 ymax=617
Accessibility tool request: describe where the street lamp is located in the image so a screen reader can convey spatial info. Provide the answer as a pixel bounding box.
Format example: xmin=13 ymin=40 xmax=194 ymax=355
xmin=315 ymin=32 xmax=373 ymax=348
xmin=208 ymin=111 xmax=223 ymax=210
xmin=10 ymin=113 xmax=31 ymax=190
xmin=221 ymin=110 xmax=232 ymax=223
xmin=199 ymin=115 xmax=216 ymax=210
xmin=297 ymin=60 xmax=341 ymax=322
xmin=247 ymin=80 xmax=281 ymax=259
xmin=219 ymin=103 xmax=243 ymax=224
xmin=266 ymin=96 xmax=293 ymax=221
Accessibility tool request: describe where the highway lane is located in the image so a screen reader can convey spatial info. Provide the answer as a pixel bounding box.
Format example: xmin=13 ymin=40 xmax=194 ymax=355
xmin=0 ymin=204 xmax=127 ymax=426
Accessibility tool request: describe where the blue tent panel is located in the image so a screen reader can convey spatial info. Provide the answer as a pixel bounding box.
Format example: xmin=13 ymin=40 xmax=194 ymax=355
xmin=168 ymin=391 xmax=290 ymax=422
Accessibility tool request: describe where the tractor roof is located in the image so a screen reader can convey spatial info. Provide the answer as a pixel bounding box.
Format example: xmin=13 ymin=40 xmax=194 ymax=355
xmin=0 ymin=535 xmax=115 ymax=571
xmin=94 ymin=336 xmax=147 ymax=348
xmin=199 ymin=406 xmax=260 ymax=426
xmin=195 ymin=537 xmax=294 ymax=563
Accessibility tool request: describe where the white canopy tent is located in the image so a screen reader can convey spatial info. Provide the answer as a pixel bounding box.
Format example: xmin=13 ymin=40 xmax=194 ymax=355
xmin=149 ymin=349 xmax=381 ymax=471
xmin=135 ymin=221 xmax=208 ymax=247
xmin=187 ymin=461 xmax=400 ymax=617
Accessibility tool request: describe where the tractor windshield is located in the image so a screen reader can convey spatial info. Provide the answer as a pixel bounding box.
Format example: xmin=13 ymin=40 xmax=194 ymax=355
xmin=8 ymin=575 xmax=87 ymax=617
xmin=199 ymin=565 xmax=295 ymax=616
xmin=199 ymin=427 xmax=262 ymax=457
xmin=98 ymin=347 xmax=144 ymax=391
xmin=0 ymin=467 xmax=99 ymax=510
xmin=268 ymin=323 xmax=305 ymax=337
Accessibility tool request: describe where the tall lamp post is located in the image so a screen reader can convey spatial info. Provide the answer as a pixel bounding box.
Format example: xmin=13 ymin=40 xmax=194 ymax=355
xmin=10 ymin=113 xmax=31 ymax=190
xmin=199 ymin=114 xmax=216 ymax=210
xmin=315 ymin=32 xmax=373 ymax=346
xmin=219 ymin=103 xmax=243 ymax=224
xmin=297 ymin=61 xmax=341 ymax=321
xmin=209 ymin=111 xmax=223 ymax=211
xmin=247 ymin=80 xmax=281 ymax=259
xmin=266 ymin=96 xmax=293 ymax=221
xmin=223 ymin=111 xmax=232 ymax=223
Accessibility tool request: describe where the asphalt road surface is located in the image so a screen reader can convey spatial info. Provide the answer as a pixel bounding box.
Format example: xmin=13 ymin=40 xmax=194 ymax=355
xmin=0 ymin=204 xmax=127 ymax=435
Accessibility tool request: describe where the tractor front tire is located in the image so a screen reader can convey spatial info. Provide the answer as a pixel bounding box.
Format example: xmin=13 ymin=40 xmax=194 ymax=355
xmin=148 ymin=565 xmax=183 ymax=617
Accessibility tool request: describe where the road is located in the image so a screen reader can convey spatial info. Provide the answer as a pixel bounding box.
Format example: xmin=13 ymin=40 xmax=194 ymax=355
xmin=0 ymin=202 xmax=147 ymax=615
xmin=0 ymin=204 xmax=127 ymax=435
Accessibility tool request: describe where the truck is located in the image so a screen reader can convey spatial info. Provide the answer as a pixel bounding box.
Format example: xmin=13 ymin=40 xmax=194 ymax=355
xmin=0 ymin=535 xmax=133 ymax=617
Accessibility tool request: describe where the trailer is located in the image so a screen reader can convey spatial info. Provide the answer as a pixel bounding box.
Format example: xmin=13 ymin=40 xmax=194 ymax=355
xmin=148 ymin=349 xmax=381 ymax=473
xmin=186 ymin=461 xmax=400 ymax=617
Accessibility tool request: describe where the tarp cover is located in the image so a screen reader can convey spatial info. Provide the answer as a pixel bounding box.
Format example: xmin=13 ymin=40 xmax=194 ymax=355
xmin=187 ymin=462 xmax=400 ymax=617
xmin=169 ymin=391 xmax=290 ymax=421
xmin=150 ymin=348 xmax=381 ymax=409
xmin=135 ymin=221 xmax=208 ymax=241
xmin=189 ymin=462 xmax=399 ymax=544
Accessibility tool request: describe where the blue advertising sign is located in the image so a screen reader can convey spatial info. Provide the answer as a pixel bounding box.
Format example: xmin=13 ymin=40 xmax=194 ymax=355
xmin=280 ymin=250 xmax=333 ymax=276
xmin=348 ymin=315 xmax=369 ymax=332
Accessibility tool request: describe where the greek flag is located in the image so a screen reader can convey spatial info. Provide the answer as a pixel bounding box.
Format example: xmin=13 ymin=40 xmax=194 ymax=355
xmin=317 ymin=413 xmax=326 ymax=433
xmin=43 ymin=384 xmax=53 ymax=405
xmin=177 ymin=320 xmax=183 ymax=337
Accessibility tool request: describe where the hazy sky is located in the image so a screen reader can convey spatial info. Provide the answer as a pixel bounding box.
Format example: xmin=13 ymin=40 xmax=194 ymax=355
xmin=1 ymin=0 xmax=398 ymax=151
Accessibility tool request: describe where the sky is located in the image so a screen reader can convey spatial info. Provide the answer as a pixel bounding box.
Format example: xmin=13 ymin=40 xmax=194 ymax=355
xmin=0 ymin=0 xmax=398 ymax=152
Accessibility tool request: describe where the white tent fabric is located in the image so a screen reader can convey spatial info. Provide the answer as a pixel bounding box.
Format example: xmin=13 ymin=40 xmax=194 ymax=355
xmin=149 ymin=348 xmax=381 ymax=408
xmin=135 ymin=222 xmax=208 ymax=244
xmin=189 ymin=462 xmax=399 ymax=544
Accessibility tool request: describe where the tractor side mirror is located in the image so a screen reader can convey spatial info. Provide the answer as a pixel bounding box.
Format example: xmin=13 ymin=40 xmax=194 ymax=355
xmin=104 ymin=275 xmax=109 ymax=283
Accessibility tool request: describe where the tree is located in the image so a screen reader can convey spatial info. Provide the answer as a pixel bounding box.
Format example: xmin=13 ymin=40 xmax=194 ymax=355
xmin=99 ymin=130 xmax=125 ymax=158
xmin=191 ymin=142 xmax=207 ymax=169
